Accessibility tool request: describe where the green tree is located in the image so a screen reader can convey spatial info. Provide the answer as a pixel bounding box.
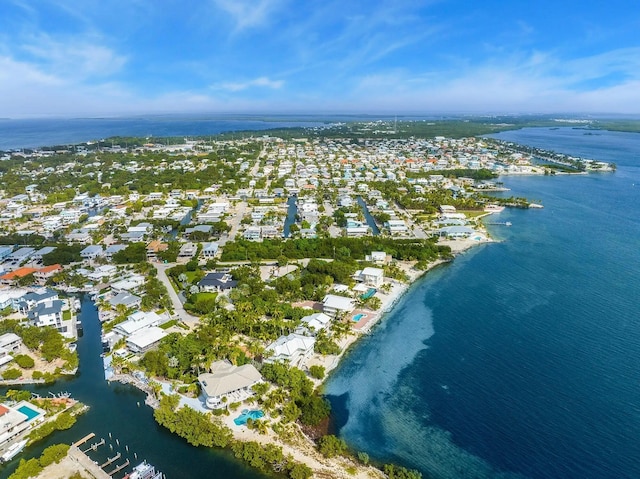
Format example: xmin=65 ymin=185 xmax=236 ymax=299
xmin=318 ymin=435 xmax=348 ymax=458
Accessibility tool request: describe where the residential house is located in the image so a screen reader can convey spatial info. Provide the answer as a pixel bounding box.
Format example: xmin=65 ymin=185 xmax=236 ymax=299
xmin=108 ymin=292 xmax=142 ymax=310
xmin=178 ymin=243 xmax=197 ymax=259
xmin=28 ymin=299 xmax=69 ymax=334
xmin=146 ymin=241 xmax=168 ymax=262
xmin=104 ymin=244 xmax=126 ymax=261
xmin=80 ymin=245 xmax=103 ymax=261
xmin=299 ymin=312 xmax=332 ymax=334
xmin=198 ymin=360 xmax=263 ymax=409
xmin=126 ymin=327 xmax=167 ymax=354
xmin=356 ymin=267 xmax=384 ymax=288
xmin=31 ymin=247 xmax=56 ymax=263
xmin=264 ymin=333 xmax=316 ymax=366
xmin=201 ymin=242 xmax=219 ymax=259
xmin=0 ymin=401 xmax=46 ymax=449
xmin=34 ymin=264 xmax=63 ymax=284
xmin=322 ymin=294 xmax=356 ymax=318
xmin=114 ymin=311 xmax=168 ymax=337
xmin=198 ymin=273 xmax=237 ymax=292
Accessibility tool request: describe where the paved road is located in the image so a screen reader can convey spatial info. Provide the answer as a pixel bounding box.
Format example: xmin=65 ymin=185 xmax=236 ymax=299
xmin=153 ymin=262 xmax=200 ymax=327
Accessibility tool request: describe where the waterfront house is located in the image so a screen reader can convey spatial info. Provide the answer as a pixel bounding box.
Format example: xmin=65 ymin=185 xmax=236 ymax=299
xmin=0 ymin=401 xmax=46 ymax=450
xmin=299 ymin=312 xmax=332 ymax=334
xmin=198 ymin=360 xmax=263 ymax=409
xmin=322 ymin=294 xmax=356 ymax=318
xmin=126 ymin=327 xmax=167 ymax=354
xmin=356 ymin=267 xmax=384 ymax=288
xmin=28 ymin=299 xmax=69 ymax=334
xmin=114 ymin=311 xmax=168 ymax=337
xmin=108 ymin=292 xmax=142 ymax=310
xmin=264 ymin=333 xmax=316 ymax=366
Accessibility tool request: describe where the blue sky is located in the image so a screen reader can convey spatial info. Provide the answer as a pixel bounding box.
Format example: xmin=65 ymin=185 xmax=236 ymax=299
xmin=1 ymin=0 xmax=639 ymax=117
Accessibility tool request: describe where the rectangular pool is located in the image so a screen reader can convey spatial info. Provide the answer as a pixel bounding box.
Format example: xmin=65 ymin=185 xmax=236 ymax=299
xmin=17 ymin=405 xmax=41 ymax=422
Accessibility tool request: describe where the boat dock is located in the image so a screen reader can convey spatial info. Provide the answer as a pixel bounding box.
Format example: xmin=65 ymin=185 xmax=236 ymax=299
xmin=100 ymin=452 xmax=121 ymax=468
xmin=107 ymin=458 xmax=130 ymax=476
xmin=73 ymin=433 xmax=95 ymax=447
xmin=82 ymin=438 xmax=105 ymax=453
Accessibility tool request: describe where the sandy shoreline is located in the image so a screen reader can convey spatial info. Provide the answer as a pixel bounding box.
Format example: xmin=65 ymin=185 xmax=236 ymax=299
xmin=307 ymin=236 xmax=491 ymax=381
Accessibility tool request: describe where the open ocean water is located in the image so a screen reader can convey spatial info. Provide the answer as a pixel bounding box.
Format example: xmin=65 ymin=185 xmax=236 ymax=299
xmin=325 ymin=127 xmax=640 ymax=479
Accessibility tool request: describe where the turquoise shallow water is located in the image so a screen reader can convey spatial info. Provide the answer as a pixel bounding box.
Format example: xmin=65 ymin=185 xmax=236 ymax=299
xmin=326 ymin=128 xmax=640 ymax=479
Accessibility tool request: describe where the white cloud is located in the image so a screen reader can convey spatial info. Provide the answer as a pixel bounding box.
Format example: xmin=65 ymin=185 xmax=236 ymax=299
xmin=20 ymin=33 xmax=127 ymax=78
xmin=213 ymin=76 xmax=284 ymax=92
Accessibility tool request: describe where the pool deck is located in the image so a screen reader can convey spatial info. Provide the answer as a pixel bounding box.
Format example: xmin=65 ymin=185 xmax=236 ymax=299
xmin=351 ymin=309 xmax=375 ymax=331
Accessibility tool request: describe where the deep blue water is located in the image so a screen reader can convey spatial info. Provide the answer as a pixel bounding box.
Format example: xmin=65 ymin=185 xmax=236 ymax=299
xmin=325 ymin=127 xmax=640 ymax=479
xmin=0 ymin=115 xmax=329 ymax=150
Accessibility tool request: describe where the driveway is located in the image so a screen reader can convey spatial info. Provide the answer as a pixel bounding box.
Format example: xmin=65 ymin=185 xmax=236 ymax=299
xmin=153 ymin=262 xmax=201 ymax=328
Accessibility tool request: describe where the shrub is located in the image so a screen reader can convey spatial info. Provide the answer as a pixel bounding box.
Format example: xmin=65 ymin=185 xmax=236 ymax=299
xmin=318 ymin=435 xmax=348 ymax=458
xmin=308 ymin=365 xmax=325 ymax=380
xmin=2 ymin=368 xmax=22 ymax=380
xmin=14 ymin=354 xmax=35 ymax=369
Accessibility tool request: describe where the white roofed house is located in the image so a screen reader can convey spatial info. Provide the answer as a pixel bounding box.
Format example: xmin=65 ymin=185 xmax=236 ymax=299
xmin=299 ymin=312 xmax=332 ymax=335
xmin=126 ymin=326 xmax=167 ymax=354
xmin=357 ymin=267 xmax=384 ymax=288
xmin=264 ymin=333 xmax=316 ymax=367
xmin=198 ymin=360 xmax=263 ymax=409
xmin=114 ymin=311 xmax=168 ymax=337
xmin=322 ymin=294 xmax=356 ymax=318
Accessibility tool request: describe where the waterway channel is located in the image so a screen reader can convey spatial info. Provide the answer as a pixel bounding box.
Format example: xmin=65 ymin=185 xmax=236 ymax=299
xmin=356 ymin=197 xmax=380 ymax=235
xmin=0 ymin=296 xmax=267 ymax=479
xmin=282 ymin=196 xmax=298 ymax=238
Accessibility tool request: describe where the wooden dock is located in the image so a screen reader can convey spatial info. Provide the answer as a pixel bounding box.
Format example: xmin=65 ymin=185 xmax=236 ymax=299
xmin=100 ymin=452 xmax=121 ymax=468
xmin=107 ymin=459 xmax=130 ymax=476
xmin=82 ymin=438 xmax=105 ymax=453
xmin=73 ymin=433 xmax=95 ymax=447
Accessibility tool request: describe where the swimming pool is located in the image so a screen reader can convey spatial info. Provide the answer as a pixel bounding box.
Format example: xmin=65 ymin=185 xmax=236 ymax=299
xmin=353 ymin=313 xmax=366 ymax=322
xmin=360 ymin=288 xmax=377 ymax=300
xmin=17 ymin=405 xmax=41 ymax=422
xmin=233 ymin=409 xmax=264 ymax=426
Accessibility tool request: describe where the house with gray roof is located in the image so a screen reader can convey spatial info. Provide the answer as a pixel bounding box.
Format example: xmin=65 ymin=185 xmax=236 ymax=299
xmin=198 ymin=360 xmax=263 ymax=409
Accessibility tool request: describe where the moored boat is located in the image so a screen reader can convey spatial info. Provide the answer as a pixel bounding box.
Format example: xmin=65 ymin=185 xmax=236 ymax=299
xmin=1 ymin=439 xmax=28 ymax=463
xmin=123 ymin=460 xmax=165 ymax=479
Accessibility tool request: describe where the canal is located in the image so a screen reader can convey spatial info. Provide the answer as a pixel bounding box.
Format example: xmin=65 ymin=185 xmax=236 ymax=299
xmin=356 ymin=197 xmax=380 ymax=235
xmin=0 ymin=296 xmax=267 ymax=479
xmin=282 ymin=197 xmax=298 ymax=238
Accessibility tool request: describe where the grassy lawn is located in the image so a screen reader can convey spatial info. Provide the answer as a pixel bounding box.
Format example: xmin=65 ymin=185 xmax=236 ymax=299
xmin=184 ymin=270 xmax=203 ymax=283
xmin=190 ymin=292 xmax=218 ymax=304
xmin=62 ymin=310 xmax=72 ymax=321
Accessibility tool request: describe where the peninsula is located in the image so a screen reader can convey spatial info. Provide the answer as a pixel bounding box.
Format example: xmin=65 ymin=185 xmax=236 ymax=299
xmin=0 ymin=122 xmax=615 ymax=478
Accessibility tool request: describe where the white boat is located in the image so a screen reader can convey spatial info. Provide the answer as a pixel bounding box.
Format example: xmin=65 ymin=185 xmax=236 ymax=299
xmin=124 ymin=461 xmax=165 ymax=479
xmin=529 ymin=203 xmax=544 ymax=208
xmin=484 ymin=204 xmax=505 ymax=213
xmin=1 ymin=439 xmax=28 ymax=462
